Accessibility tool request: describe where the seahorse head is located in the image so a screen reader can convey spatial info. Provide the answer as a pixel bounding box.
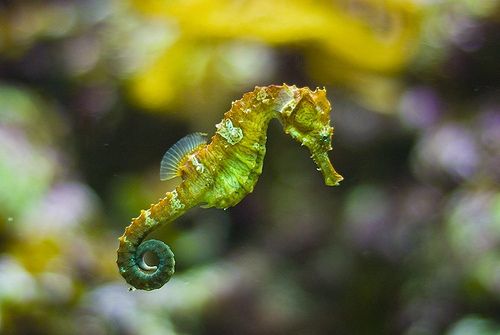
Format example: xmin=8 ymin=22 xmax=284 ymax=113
xmin=279 ymin=87 xmax=343 ymax=186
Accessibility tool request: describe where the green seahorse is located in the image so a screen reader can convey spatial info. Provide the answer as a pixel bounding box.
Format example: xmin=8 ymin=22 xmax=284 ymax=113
xmin=117 ymin=84 xmax=343 ymax=290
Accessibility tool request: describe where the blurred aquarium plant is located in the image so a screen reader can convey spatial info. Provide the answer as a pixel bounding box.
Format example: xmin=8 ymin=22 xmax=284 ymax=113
xmin=124 ymin=0 xmax=423 ymax=115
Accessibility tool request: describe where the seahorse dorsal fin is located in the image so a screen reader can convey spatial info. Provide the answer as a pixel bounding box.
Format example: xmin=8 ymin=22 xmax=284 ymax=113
xmin=160 ymin=132 xmax=208 ymax=181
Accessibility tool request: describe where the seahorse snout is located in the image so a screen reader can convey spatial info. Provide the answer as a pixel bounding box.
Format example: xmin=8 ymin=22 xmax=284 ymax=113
xmin=312 ymin=152 xmax=343 ymax=186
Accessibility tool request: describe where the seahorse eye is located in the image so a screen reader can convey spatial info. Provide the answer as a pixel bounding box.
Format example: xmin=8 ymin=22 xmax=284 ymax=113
xmin=318 ymin=125 xmax=333 ymax=146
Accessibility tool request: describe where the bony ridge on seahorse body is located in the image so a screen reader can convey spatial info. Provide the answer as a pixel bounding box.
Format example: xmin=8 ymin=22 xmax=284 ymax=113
xmin=117 ymin=84 xmax=343 ymax=290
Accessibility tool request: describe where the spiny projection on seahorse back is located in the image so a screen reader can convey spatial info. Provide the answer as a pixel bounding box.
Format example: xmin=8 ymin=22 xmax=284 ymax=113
xmin=117 ymin=84 xmax=343 ymax=290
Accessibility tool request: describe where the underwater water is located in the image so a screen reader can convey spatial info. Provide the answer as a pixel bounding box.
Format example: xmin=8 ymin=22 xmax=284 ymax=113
xmin=0 ymin=0 xmax=499 ymax=334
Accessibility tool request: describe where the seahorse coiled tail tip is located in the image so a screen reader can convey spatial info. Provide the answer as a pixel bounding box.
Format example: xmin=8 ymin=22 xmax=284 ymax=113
xmin=116 ymin=84 xmax=342 ymax=290
xmin=117 ymin=239 xmax=175 ymax=291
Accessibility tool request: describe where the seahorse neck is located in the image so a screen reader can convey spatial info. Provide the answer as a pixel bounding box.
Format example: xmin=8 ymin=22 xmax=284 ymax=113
xmin=221 ymin=86 xmax=297 ymax=144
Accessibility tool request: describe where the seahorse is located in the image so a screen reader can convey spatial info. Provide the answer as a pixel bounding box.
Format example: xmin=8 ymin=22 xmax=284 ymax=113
xmin=117 ymin=84 xmax=343 ymax=290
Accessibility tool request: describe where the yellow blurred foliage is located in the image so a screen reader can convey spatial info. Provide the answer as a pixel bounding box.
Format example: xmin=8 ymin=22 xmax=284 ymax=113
xmin=10 ymin=238 xmax=61 ymax=274
xmin=128 ymin=0 xmax=422 ymax=112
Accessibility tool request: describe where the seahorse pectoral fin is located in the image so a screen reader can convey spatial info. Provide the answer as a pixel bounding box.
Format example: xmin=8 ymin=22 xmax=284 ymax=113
xmin=312 ymin=152 xmax=343 ymax=186
xmin=160 ymin=132 xmax=208 ymax=181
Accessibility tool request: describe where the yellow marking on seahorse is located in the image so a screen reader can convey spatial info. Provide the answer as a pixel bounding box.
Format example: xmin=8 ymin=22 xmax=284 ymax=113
xmin=215 ymin=119 xmax=244 ymax=145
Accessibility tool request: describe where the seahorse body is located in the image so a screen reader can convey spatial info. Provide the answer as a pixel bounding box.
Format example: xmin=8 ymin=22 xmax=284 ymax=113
xmin=117 ymin=84 xmax=343 ymax=290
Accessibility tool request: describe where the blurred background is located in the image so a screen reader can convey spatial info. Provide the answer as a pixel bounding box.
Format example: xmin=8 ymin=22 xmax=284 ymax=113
xmin=0 ymin=0 xmax=499 ymax=334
